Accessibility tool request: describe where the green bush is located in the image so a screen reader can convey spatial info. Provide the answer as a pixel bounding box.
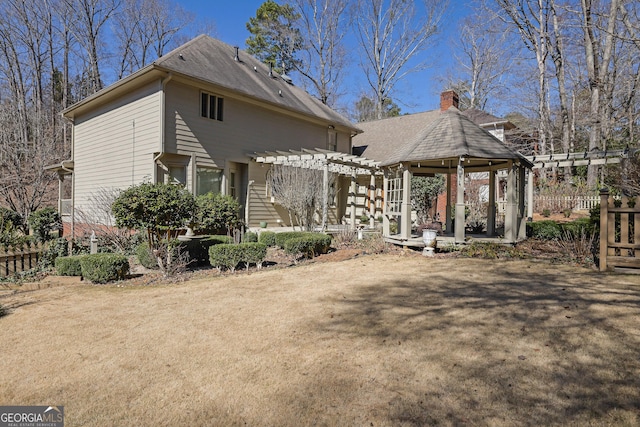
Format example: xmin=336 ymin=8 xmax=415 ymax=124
xmin=208 ymin=242 xmax=268 ymax=271
xmin=0 ymin=208 xmax=24 ymax=231
xmin=208 ymin=244 xmax=245 ymax=272
xmin=258 ymin=231 xmax=276 ymax=247
xmin=39 ymin=237 xmax=70 ymax=269
xmin=55 ymin=255 xmax=85 ymax=276
xmin=180 ymin=235 xmax=232 ymax=265
xmin=80 ymin=253 xmax=129 ymax=284
xmin=28 ymin=207 xmax=61 ymax=242
xmin=529 ymin=220 xmax=562 ymax=240
xmin=136 ymin=244 xmax=159 ymax=269
xmin=241 ymin=242 xmax=267 ymax=268
xmin=561 ymin=217 xmax=595 ymax=238
xmin=195 ymin=193 xmax=241 ymax=234
xmin=284 ymin=234 xmax=332 ymax=259
xmin=274 ymin=231 xmax=318 ymax=248
xmin=243 ymin=231 xmax=258 ymax=243
xmin=541 ymin=209 xmax=551 ymax=218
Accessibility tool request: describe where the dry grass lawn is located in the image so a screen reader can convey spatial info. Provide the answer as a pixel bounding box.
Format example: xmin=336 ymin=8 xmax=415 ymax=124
xmin=1 ymin=254 xmax=640 ymax=426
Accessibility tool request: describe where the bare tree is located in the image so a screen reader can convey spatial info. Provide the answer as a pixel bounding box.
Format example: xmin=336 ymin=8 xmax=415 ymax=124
xmin=267 ymin=165 xmax=335 ymax=231
xmin=291 ymin=0 xmax=349 ymax=107
xmin=494 ymin=0 xmax=552 ymax=156
xmin=113 ymin=0 xmax=194 ymax=79
xmin=448 ymin=12 xmax=516 ymax=111
xmin=352 ymin=0 xmax=447 ymax=119
xmin=63 ymin=0 xmax=121 ymax=94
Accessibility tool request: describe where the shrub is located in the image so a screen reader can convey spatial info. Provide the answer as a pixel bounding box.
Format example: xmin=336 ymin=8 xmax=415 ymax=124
xmin=195 ymin=193 xmax=241 ymax=234
xmin=541 ymin=209 xmax=551 ymax=218
xmin=258 ymin=231 xmax=276 ymax=247
xmin=80 ymin=253 xmax=129 ymax=284
xmin=460 ymin=242 xmax=525 ymax=259
xmin=55 ymin=255 xmax=85 ymax=276
xmin=241 ymin=243 xmax=267 ymax=269
xmin=243 ymin=231 xmax=258 ymax=243
xmin=0 ymin=208 xmax=24 ymax=231
xmin=563 ymin=208 xmax=572 ymax=218
xmin=561 ymin=217 xmax=594 ymax=238
xmin=284 ymin=234 xmax=332 ymax=259
xmin=180 ymin=235 xmax=232 ymax=266
xmin=274 ymin=231 xmax=316 ymax=248
xmin=529 ymin=220 xmax=562 ymax=240
xmin=136 ymin=244 xmax=159 ymax=269
xmin=208 ymin=244 xmax=245 ymax=272
xmin=39 ymin=237 xmax=70 ymax=269
xmin=28 ymin=207 xmax=61 ymax=242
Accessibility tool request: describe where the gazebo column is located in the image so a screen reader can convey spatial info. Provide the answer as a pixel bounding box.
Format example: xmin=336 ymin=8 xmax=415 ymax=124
xmin=455 ymin=159 xmax=466 ymax=243
xmin=400 ymin=164 xmax=412 ymax=239
xmin=487 ymin=169 xmax=496 ymax=236
xmin=369 ymin=173 xmax=376 ymax=228
xmin=505 ymin=161 xmax=517 ymax=243
xmin=349 ymin=169 xmax=357 ymax=230
xmin=446 ymin=165 xmax=452 ymax=234
xmin=382 ymin=170 xmax=390 ymax=237
xmin=321 ymin=162 xmax=329 ymax=232
xmin=518 ymin=165 xmax=527 ymax=240
xmin=527 ymin=169 xmax=534 ymax=221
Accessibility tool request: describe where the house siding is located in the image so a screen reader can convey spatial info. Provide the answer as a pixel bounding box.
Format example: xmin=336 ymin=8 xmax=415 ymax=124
xmin=164 ymin=80 xmax=351 ymax=227
xmin=73 ymin=81 xmax=161 ymax=221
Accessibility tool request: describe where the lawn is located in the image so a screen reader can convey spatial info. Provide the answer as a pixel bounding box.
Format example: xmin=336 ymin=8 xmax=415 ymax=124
xmin=1 ymin=254 xmax=639 ymax=426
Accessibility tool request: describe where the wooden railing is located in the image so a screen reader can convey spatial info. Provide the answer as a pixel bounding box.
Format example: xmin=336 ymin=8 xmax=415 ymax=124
xmin=599 ymin=189 xmax=640 ymax=271
xmin=0 ymin=242 xmax=45 ymax=276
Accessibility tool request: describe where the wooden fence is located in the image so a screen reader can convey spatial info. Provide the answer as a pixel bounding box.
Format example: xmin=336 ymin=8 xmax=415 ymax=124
xmin=534 ymin=195 xmax=600 ymax=213
xmin=599 ymin=189 xmax=640 ymax=271
xmin=0 ymin=242 xmax=45 ymax=276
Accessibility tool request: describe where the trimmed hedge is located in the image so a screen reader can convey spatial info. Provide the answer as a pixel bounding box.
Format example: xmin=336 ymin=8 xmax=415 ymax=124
xmin=136 ymin=244 xmax=158 ymax=269
xmin=284 ymin=234 xmax=332 ymax=259
xmin=180 ymin=235 xmax=232 ymax=265
xmin=242 ymin=242 xmax=268 ymax=267
xmin=80 ymin=253 xmax=129 ymax=284
xmin=208 ymin=242 xmax=267 ymax=271
xmin=243 ymin=231 xmax=258 ymax=243
xmin=528 ymin=220 xmax=562 ymax=240
xmin=274 ymin=231 xmax=318 ymax=248
xmin=55 ymin=255 xmax=85 ymax=276
xmin=258 ymin=231 xmax=276 ymax=247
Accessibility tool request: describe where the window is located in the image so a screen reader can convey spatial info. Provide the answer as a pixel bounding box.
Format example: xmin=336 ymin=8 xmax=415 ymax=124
xmin=168 ymin=166 xmax=186 ymax=186
xmin=229 ymin=171 xmax=236 ymax=198
xmin=200 ymin=92 xmax=224 ymax=121
xmin=327 ymin=130 xmax=337 ymax=151
xmin=196 ymin=167 xmax=223 ymax=195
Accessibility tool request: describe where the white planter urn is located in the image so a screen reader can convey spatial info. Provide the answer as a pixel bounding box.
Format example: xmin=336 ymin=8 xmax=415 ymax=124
xmin=422 ymin=229 xmax=437 ymax=257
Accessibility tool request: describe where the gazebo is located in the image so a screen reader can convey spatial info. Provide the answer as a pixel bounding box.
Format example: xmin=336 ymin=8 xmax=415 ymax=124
xmin=355 ymin=105 xmax=533 ymax=245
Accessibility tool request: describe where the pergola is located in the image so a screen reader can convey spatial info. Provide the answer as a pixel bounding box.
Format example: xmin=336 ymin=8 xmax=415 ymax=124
xmin=252 ymin=148 xmax=381 ymax=230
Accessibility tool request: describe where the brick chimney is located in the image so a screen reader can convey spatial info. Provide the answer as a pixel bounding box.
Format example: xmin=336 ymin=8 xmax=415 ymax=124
xmin=440 ymin=90 xmax=459 ymax=111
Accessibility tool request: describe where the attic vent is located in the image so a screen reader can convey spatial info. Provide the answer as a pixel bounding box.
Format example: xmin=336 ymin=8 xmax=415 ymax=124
xmin=234 ymin=46 xmax=239 ymax=61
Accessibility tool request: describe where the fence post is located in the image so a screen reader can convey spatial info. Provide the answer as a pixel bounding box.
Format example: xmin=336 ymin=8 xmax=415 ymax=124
xmin=599 ymin=188 xmax=609 ymax=271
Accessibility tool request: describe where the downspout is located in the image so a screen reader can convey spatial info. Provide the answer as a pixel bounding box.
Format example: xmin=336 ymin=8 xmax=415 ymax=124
xmin=154 ymin=73 xmax=173 ymax=182
xmin=64 ymin=116 xmax=76 ymax=240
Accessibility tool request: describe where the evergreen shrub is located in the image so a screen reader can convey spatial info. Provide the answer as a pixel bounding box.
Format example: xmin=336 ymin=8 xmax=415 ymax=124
xmin=258 ymin=231 xmax=276 ymax=247
xmin=80 ymin=253 xmax=129 ymax=283
xmin=283 ymin=234 xmax=332 ymax=258
xmin=55 ymin=255 xmax=85 ymax=276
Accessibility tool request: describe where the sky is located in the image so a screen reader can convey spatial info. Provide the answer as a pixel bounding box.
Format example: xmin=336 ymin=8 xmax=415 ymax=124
xmin=179 ymin=1 xmax=471 ymax=115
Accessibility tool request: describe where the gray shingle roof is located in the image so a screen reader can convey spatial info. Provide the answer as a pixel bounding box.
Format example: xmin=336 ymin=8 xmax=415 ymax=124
xmin=353 ymin=107 xmax=529 ymax=167
xmin=155 ymin=35 xmax=356 ymax=130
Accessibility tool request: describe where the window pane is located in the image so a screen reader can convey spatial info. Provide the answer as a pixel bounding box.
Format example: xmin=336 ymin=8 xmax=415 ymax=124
xmin=201 ymin=93 xmax=208 ymax=117
xmin=169 ymin=166 xmax=186 ymax=186
xmin=217 ymin=97 xmax=224 ymax=121
xmin=209 ymin=95 xmax=216 ymax=119
xmin=197 ymin=167 xmax=223 ymax=195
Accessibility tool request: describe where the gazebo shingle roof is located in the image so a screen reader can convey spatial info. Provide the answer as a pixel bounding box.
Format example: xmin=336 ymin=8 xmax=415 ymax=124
xmin=353 ymin=107 xmax=530 ymax=167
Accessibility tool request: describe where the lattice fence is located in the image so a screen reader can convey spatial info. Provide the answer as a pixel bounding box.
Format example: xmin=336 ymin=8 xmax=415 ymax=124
xmin=599 ymin=190 xmax=640 ymax=271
